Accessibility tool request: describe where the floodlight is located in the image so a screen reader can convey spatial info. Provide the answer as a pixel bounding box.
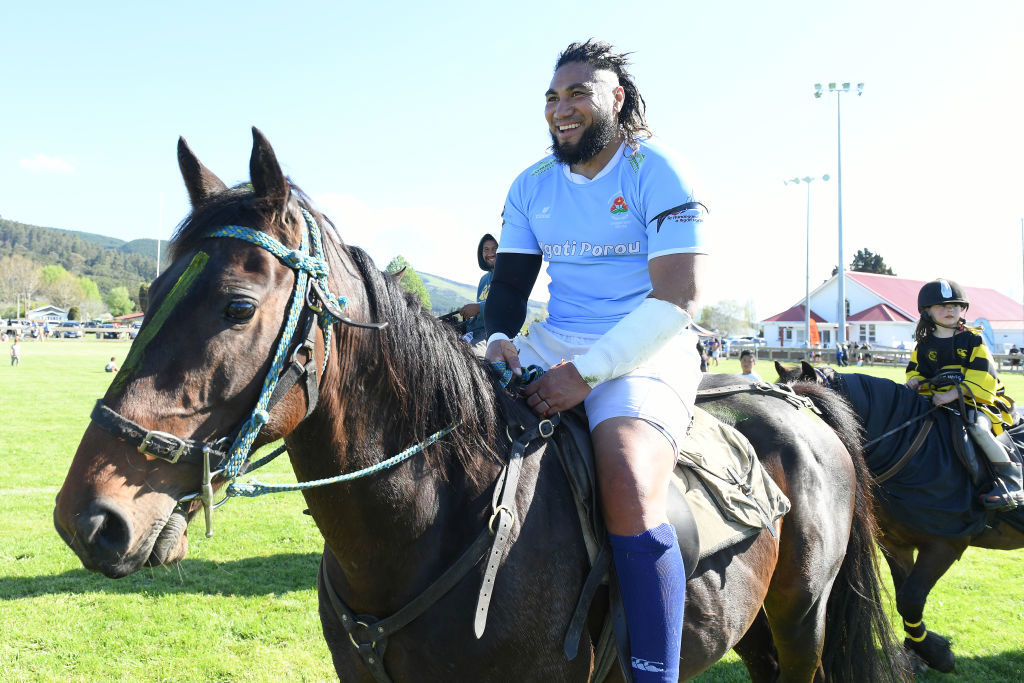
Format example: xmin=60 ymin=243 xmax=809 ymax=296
xmin=828 ymin=82 xmax=836 ymax=90
xmin=814 ymin=83 xmax=823 ymax=98
xmin=842 ymin=82 xmax=850 ymax=91
xmin=857 ymin=83 xmax=865 ymax=95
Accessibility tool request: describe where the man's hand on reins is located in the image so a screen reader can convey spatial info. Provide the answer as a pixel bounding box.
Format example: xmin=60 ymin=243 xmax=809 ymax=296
xmin=485 ymin=338 xmax=521 ymax=376
xmin=522 ymin=361 xmax=590 ymax=417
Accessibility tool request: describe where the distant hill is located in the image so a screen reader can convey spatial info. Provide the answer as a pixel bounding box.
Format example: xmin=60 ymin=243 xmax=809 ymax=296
xmin=120 ymin=238 xmax=163 ymax=261
xmin=419 ymin=271 xmax=547 ymax=322
xmin=1 ymin=217 xmax=547 ymax=323
xmin=0 ymin=218 xmax=156 ymax=296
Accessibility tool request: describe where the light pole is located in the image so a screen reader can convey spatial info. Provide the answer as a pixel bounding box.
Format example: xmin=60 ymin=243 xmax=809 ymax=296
xmin=785 ymin=175 xmax=830 ymax=350
xmin=814 ymin=81 xmax=863 ymax=345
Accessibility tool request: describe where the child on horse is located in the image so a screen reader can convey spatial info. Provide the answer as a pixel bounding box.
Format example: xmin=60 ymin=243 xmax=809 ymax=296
xmin=906 ymin=278 xmax=1024 ymax=510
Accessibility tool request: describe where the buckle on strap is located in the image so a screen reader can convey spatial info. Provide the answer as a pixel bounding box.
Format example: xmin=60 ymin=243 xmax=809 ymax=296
xmin=139 ymin=430 xmax=188 ymax=463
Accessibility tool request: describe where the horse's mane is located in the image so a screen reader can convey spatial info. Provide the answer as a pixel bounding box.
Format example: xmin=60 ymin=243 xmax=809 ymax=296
xmin=342 ymin=245 xmax=502 ymax=480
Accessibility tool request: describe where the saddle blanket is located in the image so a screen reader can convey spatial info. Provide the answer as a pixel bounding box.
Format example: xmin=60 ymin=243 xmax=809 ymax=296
xmin=676 ymin=406 xmax=791 ymax=559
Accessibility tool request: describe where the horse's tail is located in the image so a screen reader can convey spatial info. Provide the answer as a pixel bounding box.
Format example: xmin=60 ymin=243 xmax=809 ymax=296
xmin=795 ymin=382 xmax=911 ymax=681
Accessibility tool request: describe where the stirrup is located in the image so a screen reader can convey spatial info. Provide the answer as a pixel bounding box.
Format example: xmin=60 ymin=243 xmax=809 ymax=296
xmin=979 ymin=480 xmax=1024 ymax=511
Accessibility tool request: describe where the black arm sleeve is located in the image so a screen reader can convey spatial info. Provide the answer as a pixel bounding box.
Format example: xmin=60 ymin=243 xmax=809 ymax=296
xmin=484 ymin=252 xmax=543 ymax=339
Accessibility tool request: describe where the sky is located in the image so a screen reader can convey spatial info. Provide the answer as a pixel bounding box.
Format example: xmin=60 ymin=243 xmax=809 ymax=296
xmin=3 ymin=1 xmax=1023 ymax=321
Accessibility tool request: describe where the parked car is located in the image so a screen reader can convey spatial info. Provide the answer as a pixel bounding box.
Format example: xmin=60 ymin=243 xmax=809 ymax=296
xmin=99 ymin=323 xmax=125 ymax=340
xmin=55 ymin=321 xmax=83 ymax=339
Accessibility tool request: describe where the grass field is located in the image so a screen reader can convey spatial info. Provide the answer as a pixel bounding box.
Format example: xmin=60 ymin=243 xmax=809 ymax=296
xmin=2 ymin=340 xmax=1022 ymax=681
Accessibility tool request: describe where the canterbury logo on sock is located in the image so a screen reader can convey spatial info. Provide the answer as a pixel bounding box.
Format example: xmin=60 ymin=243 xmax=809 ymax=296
xmin=631 ymin=657 xmax=666 ymax=672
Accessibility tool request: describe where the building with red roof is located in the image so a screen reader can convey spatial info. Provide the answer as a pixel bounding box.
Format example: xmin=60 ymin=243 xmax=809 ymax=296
xmin=761 ymin=272 xmax=1024 ymax=350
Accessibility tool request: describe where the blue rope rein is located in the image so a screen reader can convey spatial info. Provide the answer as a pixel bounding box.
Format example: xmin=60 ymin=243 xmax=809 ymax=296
xmin=227 ymin=425 xmax=458 ymax=496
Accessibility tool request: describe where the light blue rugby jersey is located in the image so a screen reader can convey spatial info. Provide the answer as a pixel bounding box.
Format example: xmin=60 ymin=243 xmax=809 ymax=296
xmin=500 ymin=141 xmax=708 ymax=335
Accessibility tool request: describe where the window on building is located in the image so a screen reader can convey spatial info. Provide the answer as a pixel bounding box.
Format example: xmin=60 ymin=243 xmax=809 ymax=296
xmin=858 ymin=324 xmax=876 ymax=342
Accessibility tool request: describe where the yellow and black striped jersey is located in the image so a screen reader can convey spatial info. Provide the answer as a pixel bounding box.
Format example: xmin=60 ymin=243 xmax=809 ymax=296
xmin=906 ymin=327 xmax=1016 ymax=432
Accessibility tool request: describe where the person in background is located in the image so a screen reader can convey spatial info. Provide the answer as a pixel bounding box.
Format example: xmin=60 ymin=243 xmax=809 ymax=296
xmin=459 ymin=233 xmax=498 ymax=348
xmin=707 ymin=337 xmax=720 ymax=367
xmin=696 ymin=339 xmax=708 ymax=373
xmin=484 ymin=39 xmax=707 ymax=681
xmin=105 ymin=357 xmax=119 ymax=373
xmin=10 ymin=337 xmax=21 ymax=366
xmin=738 ymin=349 xmax=762 ymax=381
xmin=905 ymin=278 xmax=1024 ymax=510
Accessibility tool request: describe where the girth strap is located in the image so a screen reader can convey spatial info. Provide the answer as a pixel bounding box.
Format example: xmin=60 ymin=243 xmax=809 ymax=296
xmin=90 ymin=400 xmax=229 ymax=467
xmin=563 ymin=541 xmax=612 ymax=658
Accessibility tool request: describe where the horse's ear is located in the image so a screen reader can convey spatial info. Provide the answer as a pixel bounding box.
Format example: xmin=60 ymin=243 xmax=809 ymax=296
xmin=249 ymin=127 xmax=290 ymax=208
xmin=390 ymin=267 xmax=407 ymax=283
xmin=178 ymin=137 xmax=228 ymax=207
xmin=774 ymin=361 xmax=792 ymax=381
xmin=800 ymin=360 xmax=817 ymax=382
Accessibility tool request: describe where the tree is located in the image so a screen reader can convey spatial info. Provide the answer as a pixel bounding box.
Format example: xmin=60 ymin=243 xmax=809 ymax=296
xmin=41 ymin=264 xmax=68 ymax=287
xmin=68 ymin=305 xmax=81 ymax=321
xmin=47 ymin=272 xmax=87 ymax=309
xmin=78 ymin=277 xmax=104 ymax=320
xmin=105 ymin=286 xmax=135 ymax=317
xmin=139 ymin=283 xmax=150 ymax=313
xmin=698 ymin=300 xmax=752 ymax=336
xmin=1 ymin=254 xmax=41 ymax=317
xmin=385 ymin=255 xmax=431 ymax=310
xmin=849 ymin=248 xmax=895 ymax=275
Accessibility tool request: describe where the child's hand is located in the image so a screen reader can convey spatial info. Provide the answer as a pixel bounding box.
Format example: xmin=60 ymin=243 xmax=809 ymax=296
xmin=931 ymin=389 xmax=958 ymax=406
xmin=906 ymin=377 xmax=922 ymax=391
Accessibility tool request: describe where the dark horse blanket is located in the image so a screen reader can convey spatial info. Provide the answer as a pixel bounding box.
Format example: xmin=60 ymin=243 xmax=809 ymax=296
xmin=837 ymin=372 xmax=1024 ymax=537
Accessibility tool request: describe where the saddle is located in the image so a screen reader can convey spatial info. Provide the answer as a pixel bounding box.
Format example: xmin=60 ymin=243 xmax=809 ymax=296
xmin=494 ymin=383 xmax=791 ymax=682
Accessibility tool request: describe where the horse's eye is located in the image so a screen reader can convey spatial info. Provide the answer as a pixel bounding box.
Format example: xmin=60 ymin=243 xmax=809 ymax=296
xmin=225 ymin=300 xmax=257 ymax=322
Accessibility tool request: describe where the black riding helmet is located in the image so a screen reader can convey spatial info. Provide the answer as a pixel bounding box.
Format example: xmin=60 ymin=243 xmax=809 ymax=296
xmin=918 ymin=278 xmax=969 ymax=313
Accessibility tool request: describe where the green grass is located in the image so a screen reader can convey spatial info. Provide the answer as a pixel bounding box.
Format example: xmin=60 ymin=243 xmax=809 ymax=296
xmin=2 ymin=341 xmax=1022 ymax=680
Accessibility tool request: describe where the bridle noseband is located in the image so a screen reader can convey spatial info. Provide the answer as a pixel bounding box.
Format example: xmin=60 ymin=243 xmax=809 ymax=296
xmin=90 ymin=207 xmax=386 ymax=537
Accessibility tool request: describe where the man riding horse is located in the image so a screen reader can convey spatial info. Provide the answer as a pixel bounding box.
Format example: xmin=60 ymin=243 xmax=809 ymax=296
xmin=484 ymin=39 xmax=707 ymax=681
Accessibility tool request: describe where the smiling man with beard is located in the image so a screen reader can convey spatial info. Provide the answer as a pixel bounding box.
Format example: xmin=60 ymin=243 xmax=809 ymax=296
xmin=484 ymin=40 xmax=708 ymax=682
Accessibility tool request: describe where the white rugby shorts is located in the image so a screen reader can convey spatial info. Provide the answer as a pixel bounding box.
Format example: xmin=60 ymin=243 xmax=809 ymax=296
xmin=514 ymin=320 xmax=700 ymax=451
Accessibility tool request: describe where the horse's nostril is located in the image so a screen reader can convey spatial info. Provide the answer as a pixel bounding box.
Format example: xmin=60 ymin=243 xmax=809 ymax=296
xmin=83 ymin=500 xmax=132 ymax=556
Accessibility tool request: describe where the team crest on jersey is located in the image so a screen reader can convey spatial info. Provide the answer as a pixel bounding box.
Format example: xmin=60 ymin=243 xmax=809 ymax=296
xmin=610 ymin=196 xmax=629 ymax=215
xmin=927 ymin=350 xmax=938 ymax=362
xmin=957 ymin=348 xmax=967 ymax=359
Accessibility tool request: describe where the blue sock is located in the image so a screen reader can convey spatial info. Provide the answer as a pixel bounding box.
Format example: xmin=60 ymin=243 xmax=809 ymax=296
xmin=609 ymin=523 xmax=685 ymax=682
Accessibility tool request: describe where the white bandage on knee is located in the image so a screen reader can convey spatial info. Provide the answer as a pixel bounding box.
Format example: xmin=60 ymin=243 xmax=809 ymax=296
xmin=572 ymin=297 xmax=693 ymax=388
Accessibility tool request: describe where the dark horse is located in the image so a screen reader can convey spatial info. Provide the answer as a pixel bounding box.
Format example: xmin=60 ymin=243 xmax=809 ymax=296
xmin=777 ymin=362 xmax=1024 ymax=674
xmin=54 ymin=129 xmax=903 ymax=681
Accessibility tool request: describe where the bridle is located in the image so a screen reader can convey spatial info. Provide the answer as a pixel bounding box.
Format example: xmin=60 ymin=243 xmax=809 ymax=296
xmin=90 ymin=207 xmax=387 ymax=537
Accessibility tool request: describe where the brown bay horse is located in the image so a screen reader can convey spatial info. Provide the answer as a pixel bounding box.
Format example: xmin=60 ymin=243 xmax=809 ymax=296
xmin=777 ymin=361 xmax=1024 ymax=674
xmin=54 ymin=129 xmax=904 ymax=681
